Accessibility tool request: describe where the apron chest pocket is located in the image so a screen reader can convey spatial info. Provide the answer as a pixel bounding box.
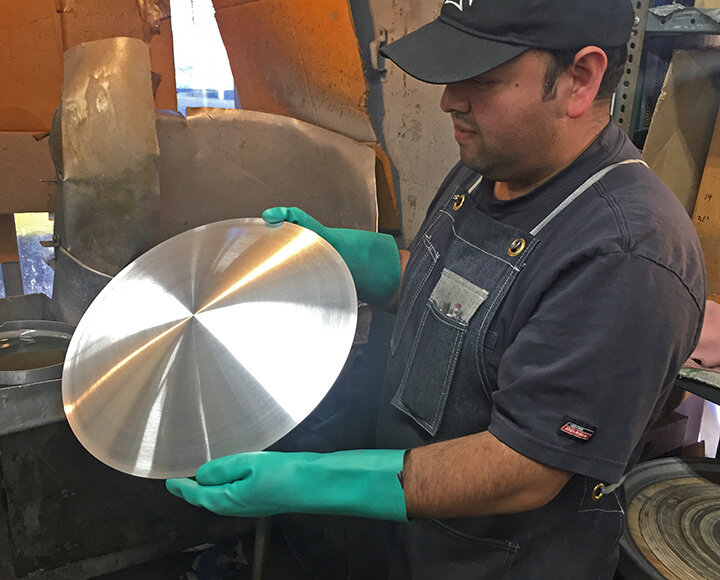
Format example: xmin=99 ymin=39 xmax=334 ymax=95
xmin=391 ymin=269 xmax=488 ymax=435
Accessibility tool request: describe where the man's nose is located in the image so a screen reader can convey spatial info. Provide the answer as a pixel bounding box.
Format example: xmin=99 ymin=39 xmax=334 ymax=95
xmin=441 ymin=83 xmax=470 ymax=114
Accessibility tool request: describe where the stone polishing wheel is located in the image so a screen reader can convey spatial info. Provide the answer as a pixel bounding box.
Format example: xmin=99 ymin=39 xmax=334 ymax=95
xmin=62 ymin=218 xmax=357 ymax=479
xmin=620 ymin=457 xmax=720 ymax=580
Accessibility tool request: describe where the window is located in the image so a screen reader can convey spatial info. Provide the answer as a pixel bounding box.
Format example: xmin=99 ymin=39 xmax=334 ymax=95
xmin=169 ymin=0 xmax=237 ymax=115
xmin=0 ymin=213 xmax=54 ymax=298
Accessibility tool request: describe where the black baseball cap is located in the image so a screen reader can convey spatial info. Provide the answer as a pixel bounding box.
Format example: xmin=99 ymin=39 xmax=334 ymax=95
xmin=380 ymin=0 xmax=634 ymax=84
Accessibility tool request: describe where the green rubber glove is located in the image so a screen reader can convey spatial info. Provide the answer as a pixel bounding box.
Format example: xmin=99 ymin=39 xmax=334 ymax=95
xmin=166 ymin=449 xmax=408 ymax=522
xmin=262 ymin=207 xmax=401 ymax=307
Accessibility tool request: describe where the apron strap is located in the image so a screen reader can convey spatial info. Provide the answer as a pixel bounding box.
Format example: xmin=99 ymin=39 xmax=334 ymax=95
xmin=602 ymin=473 xmax=628 ymax=494
xmin=591 ymin=472 xmax=628 ymax=500
xmin=531 ymin=159 xmax=648 ymax=236
xmin=468 ymin=175 xmax=484 ymax=194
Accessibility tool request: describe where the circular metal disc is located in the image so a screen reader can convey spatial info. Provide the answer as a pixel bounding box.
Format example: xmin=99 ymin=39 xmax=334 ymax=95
xmin=629 ymin=477 xmax=720 ymax=580
xmin=62 ymin=218 xmax=357 ymax=479
xmin=622 ymin=458 xmax=720 ymax=580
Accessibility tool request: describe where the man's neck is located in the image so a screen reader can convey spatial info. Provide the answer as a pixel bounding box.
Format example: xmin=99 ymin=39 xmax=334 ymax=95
xmin=494 ymin=116 xmax=611 ymax=201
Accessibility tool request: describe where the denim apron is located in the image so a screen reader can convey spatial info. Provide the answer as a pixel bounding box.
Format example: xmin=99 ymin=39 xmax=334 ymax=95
xmin=377 ymin=159 xmax=646 ymax=579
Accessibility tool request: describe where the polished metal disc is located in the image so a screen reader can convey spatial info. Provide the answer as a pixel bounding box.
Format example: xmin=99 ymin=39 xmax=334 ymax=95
xmin=62 ymin=218 xmax=357 ymax=479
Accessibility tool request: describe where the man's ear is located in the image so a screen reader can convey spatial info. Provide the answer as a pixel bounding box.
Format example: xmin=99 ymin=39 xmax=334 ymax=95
xmin=567 ymin=47 xmax=608 ymax=119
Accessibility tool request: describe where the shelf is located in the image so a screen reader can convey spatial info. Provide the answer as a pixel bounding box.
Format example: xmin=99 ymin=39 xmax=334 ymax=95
xmin=647 ymin=6 xmax=720 ymax=35
xmin=677 ymin=368 xmax=720 ymax=406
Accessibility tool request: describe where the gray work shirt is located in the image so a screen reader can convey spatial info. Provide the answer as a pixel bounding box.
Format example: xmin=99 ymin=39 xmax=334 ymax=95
xmin=473 ymin=121 xmax=705 ymax=481
xmin=375 ymin=121 xmax=705 ymax=579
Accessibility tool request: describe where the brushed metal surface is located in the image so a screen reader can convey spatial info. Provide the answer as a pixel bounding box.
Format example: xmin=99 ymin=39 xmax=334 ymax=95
xmin=62 ymin=219 xmax=357 ymax=478
xmin=60 ymin=37 xmax=160 ymax=276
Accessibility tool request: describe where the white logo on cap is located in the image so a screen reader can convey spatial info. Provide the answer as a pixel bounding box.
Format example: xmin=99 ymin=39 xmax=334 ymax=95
xmin=444 ymin=0 xmax=474 ymax=10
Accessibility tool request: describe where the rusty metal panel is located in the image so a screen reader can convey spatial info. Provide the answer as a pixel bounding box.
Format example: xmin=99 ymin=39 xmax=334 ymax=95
xmin=0 ymin=0 xmax=64 ymax=132
xmin=213 ymin=0 xmax=376 ymax=143
xmin=0 ymin=214 xmax=19 ymax=264
xmin=0 ymin=133 xmax=56 ymax=214
xmin=148 ymin=14 xmax=177 ymax=112
xmin=0 ymin=0 xmax=176 ymax=133
xmin=59 ymin=0 xmax=177 ymax=111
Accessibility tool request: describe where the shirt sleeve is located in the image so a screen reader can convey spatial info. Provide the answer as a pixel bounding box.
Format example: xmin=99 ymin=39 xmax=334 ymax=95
xmin=488 ymin=250 xmax=702 ymax=482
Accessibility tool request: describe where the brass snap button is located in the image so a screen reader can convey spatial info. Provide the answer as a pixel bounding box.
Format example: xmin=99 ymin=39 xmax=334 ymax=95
xmin=508 ymin=238 xmax=526 ymax=257
xmin=452 ymin=194 xmax=465 ymax=211
xmin=592 ymin=483 xmax=604 ymax=501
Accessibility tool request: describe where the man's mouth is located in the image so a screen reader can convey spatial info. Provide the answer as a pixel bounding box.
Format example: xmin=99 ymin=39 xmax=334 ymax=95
xmin=453 ymin=122 xmax=476 ymax=144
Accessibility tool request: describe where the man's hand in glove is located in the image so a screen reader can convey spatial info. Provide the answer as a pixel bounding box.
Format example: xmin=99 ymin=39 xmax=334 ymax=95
xmin=166 ymin=449 xmax=408 ymax=521
xmin=262 ymin=207 xmax=401 ymax=307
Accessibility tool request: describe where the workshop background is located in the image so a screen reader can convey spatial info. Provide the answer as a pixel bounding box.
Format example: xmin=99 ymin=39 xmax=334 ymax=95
xmin=3 ymin=1 xmax=720 ymax=579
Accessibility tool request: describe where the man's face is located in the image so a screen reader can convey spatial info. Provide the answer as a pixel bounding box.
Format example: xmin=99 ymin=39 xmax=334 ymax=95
xmin=440 ymin=50 xmax=566 ymax=186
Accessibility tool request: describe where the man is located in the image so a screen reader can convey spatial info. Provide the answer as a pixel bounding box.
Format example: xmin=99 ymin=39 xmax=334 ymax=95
xmin=167 ymin=1 xmax=706 ymax=577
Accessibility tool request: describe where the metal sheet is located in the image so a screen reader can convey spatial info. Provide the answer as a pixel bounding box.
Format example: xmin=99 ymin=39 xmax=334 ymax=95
xmin=212 ymin=0 xmax=377 ymax=143
xmin=59 ymin=37 xmax=160 ymax=276
xmin=155 ymin=108 xmax=378 ymax=244
xmin=51 ymin=246 xmax=113 ymax=326
xmin=62 ymin=219 xmax=357 ymax=479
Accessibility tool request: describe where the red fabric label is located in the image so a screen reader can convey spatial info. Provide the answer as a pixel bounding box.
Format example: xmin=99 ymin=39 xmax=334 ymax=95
xmin=561 ymin=424 xmax=592 ymax=440
xmin=558 ymin=418 xmax=596 ymax=442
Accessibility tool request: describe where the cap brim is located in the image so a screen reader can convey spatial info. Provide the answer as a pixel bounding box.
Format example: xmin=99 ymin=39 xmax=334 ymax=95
xmin=380 ymin=19 xmax=528 ymax=84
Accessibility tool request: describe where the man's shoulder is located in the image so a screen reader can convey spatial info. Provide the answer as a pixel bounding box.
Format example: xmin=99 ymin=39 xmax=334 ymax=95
xmin=543 ymin=158 xmax=706 ymax=310
xmin=593 ymin=157 xmax=698 ymax=253
xmin=610 ymin=162 xmax=705 ymax=304
xmin=556 ymin=138 xmax=695 ymax=251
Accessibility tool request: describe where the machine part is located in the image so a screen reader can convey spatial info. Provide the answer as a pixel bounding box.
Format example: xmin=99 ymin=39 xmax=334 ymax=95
xmin=619 ymin=457 xmax=720 ymax=580
xmin=0 ymin=379 xmax=65 ymax=436
xmin=252 ymin=517 xmax=270 ymax=580
xmin=647 ymin=5 xmax=720 ymax=35
xmin=0 ymin=262 xmax=23 ymax=297
xmin=0 ymin=303 xmax=258 ymax=580
xmin=0 ymin=320 xmax=74 ymax=386
xmin=50 ymin=247 xmax=112 ymax=326
xmin=62 ymin=219 xmax=357 ymax=479
xmin=0 ymin=293 xmax=54 ymax=323
xmin=58 ymin=37 xmax=160 ymax=276
xmin=613 ymin=0 xmax=650 ymax=133
xmin=0 ymin=421 xmax=255 ymax=579
xmin=677 ymin=368 xmax=720 ymax=406
xmin=0 ymin=320 xmax=74 ymax=435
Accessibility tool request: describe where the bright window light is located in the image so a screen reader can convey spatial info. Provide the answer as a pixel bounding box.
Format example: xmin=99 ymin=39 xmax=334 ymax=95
xmin=169 ymin=0 xmax=237 ymax=115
